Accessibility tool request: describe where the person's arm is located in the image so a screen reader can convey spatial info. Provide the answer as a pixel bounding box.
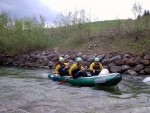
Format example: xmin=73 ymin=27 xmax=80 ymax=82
xmin=89 ymin=62 xmax=95 ymax=71
xmin=54 ymin=65 xmax=60 ymax=74
xmin=80 ymin=65 xmax=85 ymax=70
xmin=69 ymin=64 xmax=77 ymax=76
xmin=100 ymin=63 xmax=104 ymax=70
xmin=64 ymin=63 xmax=69 ymax=68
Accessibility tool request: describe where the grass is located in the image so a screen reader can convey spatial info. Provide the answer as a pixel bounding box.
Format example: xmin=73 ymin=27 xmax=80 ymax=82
xmin=0 ymin=11 xmax=150 ymax=55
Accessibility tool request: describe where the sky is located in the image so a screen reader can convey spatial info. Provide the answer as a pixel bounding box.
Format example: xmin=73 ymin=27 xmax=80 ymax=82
xmin=0 ymin=0 xmax=150 ymax=24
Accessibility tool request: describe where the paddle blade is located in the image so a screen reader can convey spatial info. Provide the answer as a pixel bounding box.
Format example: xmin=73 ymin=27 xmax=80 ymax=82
xmin=59 ymin=77 xmax=72 ymax=85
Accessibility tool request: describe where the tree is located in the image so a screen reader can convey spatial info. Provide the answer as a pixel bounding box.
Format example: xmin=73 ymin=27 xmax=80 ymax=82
xmin=142 ymin=10 xmax=150 ymax=30
xmin=0 ymin=11 xmax=8 ymax=35
xmin=53 ymin=9 xmax=92 ymax=43
xmin=132 ymin=3 xmax=142 ymax=32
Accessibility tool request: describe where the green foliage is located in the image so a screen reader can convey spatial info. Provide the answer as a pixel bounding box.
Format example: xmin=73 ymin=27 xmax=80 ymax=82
xmin=0 ymin=12 xmax=52 ymax=54
xmin=0 ymin=9 xmax=150 ymax=55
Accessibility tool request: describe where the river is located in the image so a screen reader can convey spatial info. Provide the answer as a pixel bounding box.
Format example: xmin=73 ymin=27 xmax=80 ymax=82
xmin=0 ymin=66 xmax=150 ymax=113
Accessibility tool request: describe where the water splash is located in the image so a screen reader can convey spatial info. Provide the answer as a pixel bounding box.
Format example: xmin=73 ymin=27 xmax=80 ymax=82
xmin=143 ymin=77 xmax=150 ymax=85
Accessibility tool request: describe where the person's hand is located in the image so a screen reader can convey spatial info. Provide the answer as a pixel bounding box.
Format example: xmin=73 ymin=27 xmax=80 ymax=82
xmin=93 ymin=70 xmax=95 ymax=73
xmin=85 ymin=66 xmax=88 ymax=69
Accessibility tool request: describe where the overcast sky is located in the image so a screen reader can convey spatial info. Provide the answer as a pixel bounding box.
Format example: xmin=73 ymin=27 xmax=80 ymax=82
xmin=0 ymin=0 xmax=150 ymax=24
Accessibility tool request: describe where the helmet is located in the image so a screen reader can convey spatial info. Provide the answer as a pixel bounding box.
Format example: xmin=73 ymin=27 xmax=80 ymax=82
xmin=76 ymin=57 xmax=82 ymax=62
xmin=94 ymin=57 xmax=99 ymax=62
xmin=59 ymin=57 xmax=64 ymax=62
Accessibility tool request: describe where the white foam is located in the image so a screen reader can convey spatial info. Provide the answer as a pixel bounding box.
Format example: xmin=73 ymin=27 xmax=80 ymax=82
xmin=143 ymin=77 xmax=150 ymax=82
xmin=40 ymin=73 xmax=49 ymax=78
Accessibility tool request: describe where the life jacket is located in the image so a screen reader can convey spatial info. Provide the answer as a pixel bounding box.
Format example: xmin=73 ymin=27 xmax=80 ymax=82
xmin=58 ymin=63 xmax=65 ymax=71
xmin=58 ymin=63 xmax=68 ymax=76
xmin=72 ymin=64 xmax=81 ymax=75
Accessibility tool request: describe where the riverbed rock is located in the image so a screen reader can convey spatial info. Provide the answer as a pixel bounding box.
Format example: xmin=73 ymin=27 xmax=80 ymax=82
xmin=70 ymin=54 xmax=76 ymax=60
xmin=82 ymin=54 xmax=88 ymax=61
xmin=110 ymin=66 xmax=122 ymax=73
xmin=140 ymin=59 xmax=150 ymax=65
xmin=115 ymin=59 xmax=125 ymax=66
xmin=123 ymin=53 xmax=132 ymax=58
xmin=144 ymin=54 xmax=150 ymax=60
xmin=96 ymin=54 xmax=105 ymax=61
xmin=0 ymin=50 xmax=150 ymax=75
xmin=77 ymin=51 xmax=82 ymax=57
xmin=125 ymin=57 xmax=137 ymax=67
xmin=144 ymin=66 xmax=150 ymax=74
xmin=46 ymin=54 xmax=55 ymax=60
xmin=121 ymin=65 xmax=131 ymax=72
xmin=110 ymin=55 xmax=122 ymax=62
xmin=102 ymin=59 xmax=110 ymax=65
xmin=47 ymin=61 xmax=55 ymax=69
xmin=134 ymin=64 xmax=145 ymax=72
xmin=64 ymin=54 xmax=70 ymax=60
xmin=86 ymin=55 xmax=95 ymax=62
xmin=125 ymin=70 xmax=138 ymax=76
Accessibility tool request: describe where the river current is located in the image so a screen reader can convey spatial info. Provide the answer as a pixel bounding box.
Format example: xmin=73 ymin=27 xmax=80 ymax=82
xmin=0 ymin=66 xmax=150 ymax=113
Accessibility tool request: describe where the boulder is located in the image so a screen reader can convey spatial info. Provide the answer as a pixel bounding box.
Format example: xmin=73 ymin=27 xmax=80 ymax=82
xmin=82 ymin=54 xmax=88 ymax=61
xmin=46 ymin=54 xmax=55 ymax=60
xmin=77 ymin=52 xmax=82 ymax=57
xmin=110 ymin=66 xmax=122 ymax=73
xmin=125 ymin=57 xmax=137 ymax=67
xmin=134 ymin=64 xmax=145 ymax=72
xmin=64 ymin=54 xmax=70 ymax=60
xmin=102 ymin=59 xmax=110 ymax=65
xmin=47 ymin=61 xmax=55 ymax=69
xmin=144 ymin=54 xmax=150 ymax=60
xmin=115 ymin=59 xmax=125 ymax=66
xmin=140 ymin=59 xmax=150 ymax=65
xmin=110 ymin=55 xmax=122 ymax=62
xmin=86 ymin=55 xmax=95 ymax=62
xmin=70 ymin=54 xmax=76 ymax=60
xmin=123 ymin=53 xmax=132 ymax=58
xmin=121 ymin=65 xmax=131 ymax=72
xmin=125 ymin=70 xmax=138 ymax=76
xmin=144 ymin=66 xmax=150 ymax=74
xmin=96 ymin=54 xmax=105 ymax=61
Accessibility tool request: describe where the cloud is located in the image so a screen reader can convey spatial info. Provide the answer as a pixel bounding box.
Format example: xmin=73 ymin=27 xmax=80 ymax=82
xmin=1 ymin=0 xmax=149 ymax=24
xmin=0 ymin=0 xmax=58 ymax=23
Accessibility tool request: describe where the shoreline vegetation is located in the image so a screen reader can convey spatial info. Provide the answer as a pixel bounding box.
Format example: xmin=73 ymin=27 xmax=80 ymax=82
xmin=0 ymin=7 xmax=150 ymax=75
xmin=0 ymin=9 xmax=150 ymax=55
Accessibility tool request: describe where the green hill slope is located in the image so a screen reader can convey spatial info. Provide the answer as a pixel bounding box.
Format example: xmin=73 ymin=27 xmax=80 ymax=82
xmin=0 ymin=11 xmax=150 ymax=55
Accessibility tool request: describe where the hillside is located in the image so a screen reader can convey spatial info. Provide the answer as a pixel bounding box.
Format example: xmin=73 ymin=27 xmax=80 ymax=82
xmin=0 ymin=11 xmax=150 ymax=55
xmin=52 ymin=19 xmax=150 ymax=55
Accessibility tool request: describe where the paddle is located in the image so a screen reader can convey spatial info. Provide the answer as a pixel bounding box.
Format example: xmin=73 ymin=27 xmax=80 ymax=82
xmin=58 ymin=67 xmax=88 ymax=85
xmin=58 ymin=76 xmax=72 ymax=85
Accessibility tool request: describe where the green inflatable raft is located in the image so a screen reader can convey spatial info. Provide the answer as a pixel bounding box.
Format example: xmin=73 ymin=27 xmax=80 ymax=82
xmin=48 ymin=73 xmax=122 ymax=87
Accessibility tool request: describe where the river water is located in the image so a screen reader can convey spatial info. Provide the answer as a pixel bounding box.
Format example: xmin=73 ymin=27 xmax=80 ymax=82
xmin=0 ymin=66 xmax=150 ymax=113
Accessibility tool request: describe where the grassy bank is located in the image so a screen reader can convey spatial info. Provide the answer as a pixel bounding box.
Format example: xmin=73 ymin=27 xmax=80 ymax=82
xmin=0 ymin=12 xmax=150 ymax=55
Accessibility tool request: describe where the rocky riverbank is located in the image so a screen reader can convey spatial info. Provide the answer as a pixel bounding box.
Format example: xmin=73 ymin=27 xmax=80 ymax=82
xmin=0 ymin=49 xmax=150 ymax=76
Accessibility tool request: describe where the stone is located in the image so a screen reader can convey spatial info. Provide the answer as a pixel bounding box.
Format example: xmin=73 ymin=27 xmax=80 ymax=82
xmin=144 ymin=66 xmax=150 ymax=74
xmin=125 ymin=70 xmax=138 ymax=76
xmin=96 ymin=54 xmax=105 ymax=61
xmin=140 ymin=59 xmax=150 ymax=65
xmin=115 ymin=59 xmax=125 ymax=66
xmin=134 ymin=64 xmax=145 ymax=72
xmin=110 ymin=66 xmax=122 ymax=73
xmin=110 ymin=55 xmax=122 ymax=62
xmin=144 ymin=54 xmax=150 ymax=60
xmin=121 ymin=65 xmax=131 ymax=72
